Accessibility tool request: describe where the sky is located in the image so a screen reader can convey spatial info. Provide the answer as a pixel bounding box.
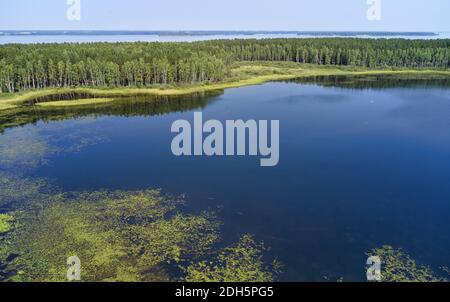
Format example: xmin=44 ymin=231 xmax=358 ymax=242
xmin=0 ymin=0 xmax=449 ymax=32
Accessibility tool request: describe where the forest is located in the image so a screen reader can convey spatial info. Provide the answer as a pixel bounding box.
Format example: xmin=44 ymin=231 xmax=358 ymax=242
xmin=0 ymin=38 xmax=449 ymax=93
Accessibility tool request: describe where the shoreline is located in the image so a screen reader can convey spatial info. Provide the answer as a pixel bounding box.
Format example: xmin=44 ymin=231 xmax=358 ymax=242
xmin=1 ymin=62 xmax=450 ymax=111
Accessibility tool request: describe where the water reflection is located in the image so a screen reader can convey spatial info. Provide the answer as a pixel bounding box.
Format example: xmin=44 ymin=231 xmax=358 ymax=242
xmin=290 ymin=75 xmax=450 ymax=89
xmin=0 ymin=91 xmax=222 ymax=133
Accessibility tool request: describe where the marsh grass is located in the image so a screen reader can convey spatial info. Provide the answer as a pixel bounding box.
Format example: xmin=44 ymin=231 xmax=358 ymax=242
xmin=36 ymin=98 xmax=115 ymax=108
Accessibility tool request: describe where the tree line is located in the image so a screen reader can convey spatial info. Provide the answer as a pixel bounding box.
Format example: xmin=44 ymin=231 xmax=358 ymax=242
xmin=0 ymin=43 xmax=230 ymax=93
xmin=1 ymin=38 xmax=449 ymax=93
xmin=215 ymin=38 xmax=450 ymax=68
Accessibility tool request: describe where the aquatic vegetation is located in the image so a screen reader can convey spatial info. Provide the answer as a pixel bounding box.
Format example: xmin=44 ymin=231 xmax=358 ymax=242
xmin=184 ymin=235 xmax=282 ymax=282
xmin=0 ymin=182 xmax=281 ymax=282
xmin=0 ymin=119 xmax=110 ymax=171
xmin=0 ymin=128 xmax=50 ymax=171
xmin=42 ymin=121 xmax=110 ymax=154
xmin=0 ymin=172 xmax=50 ymax=210
xmin=370 ymin=245 xmax=446 ymax=282
xmin=4 ymin=189 xmax=220 ymax=281
xmin=0 ymin=214 xmax=14 ymax=235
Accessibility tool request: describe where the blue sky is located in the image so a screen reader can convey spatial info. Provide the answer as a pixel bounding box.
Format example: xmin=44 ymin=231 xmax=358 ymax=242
xmin=0 ymin=0 xmax=449 ymax=31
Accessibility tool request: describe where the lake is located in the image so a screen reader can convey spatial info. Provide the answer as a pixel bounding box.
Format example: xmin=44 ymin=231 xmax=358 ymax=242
xmin=1 ymin=31 xmax=450 ymax=44
xmin=1 ymin=77 xmax=450 ymax=281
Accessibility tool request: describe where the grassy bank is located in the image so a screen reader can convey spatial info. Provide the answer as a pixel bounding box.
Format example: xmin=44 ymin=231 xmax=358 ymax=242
xmin=36 ymin=98 xmax=115 ymax=108
xmin=1 ymin=62 xmax=450 ymax=112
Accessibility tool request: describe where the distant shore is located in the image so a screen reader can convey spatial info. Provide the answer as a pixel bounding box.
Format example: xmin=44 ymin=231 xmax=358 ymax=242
xmin=1 ymin=30 xmax=448 ymax=45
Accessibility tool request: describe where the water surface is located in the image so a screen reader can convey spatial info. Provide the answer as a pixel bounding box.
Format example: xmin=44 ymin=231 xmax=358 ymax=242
xmin=1 ymin=30 xmax=449 ymax=44
xmin=1 ymin=78 xmax=450 ymax=281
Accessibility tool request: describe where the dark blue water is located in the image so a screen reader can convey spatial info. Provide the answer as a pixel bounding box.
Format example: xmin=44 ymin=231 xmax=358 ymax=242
xmin=2 ymin=80 xmax=450 ymax=281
